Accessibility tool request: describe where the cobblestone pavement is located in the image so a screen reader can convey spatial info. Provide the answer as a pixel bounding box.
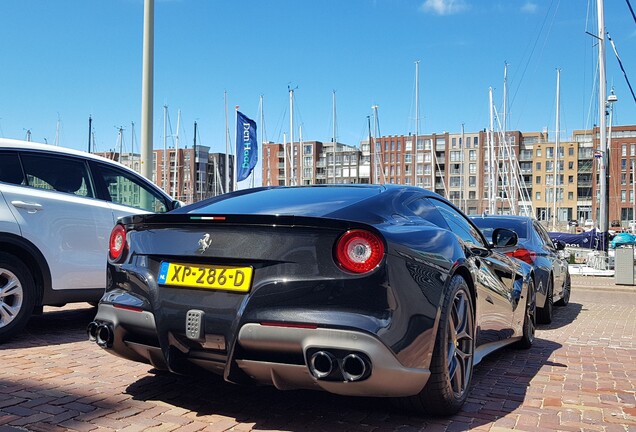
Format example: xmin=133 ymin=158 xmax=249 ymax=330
xmin=0 ymin=278 xmax=634 ymax=431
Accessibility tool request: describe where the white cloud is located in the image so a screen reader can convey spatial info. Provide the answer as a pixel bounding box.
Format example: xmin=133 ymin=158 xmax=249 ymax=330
xmin=521 ymin=2 xmax=538 ymax=13
xmin=420 ymin=0 xmax=469 ymax=16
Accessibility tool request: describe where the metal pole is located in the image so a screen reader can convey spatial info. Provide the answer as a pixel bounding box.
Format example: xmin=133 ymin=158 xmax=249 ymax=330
xmin=140 ymin=0 xmax=154 ymax=182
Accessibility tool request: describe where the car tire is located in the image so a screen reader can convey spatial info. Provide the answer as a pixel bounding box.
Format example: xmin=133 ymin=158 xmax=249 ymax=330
xmin=555 ymin=273 xmax=571 ymax=307
xmin=0 ymin=252 xmax=36 ymax=343
xmin=536 ymin=277 xmax=553 ymax=324
xmin=403 ymin=275 xmax=475 ymax=416
xmin=515 ymin=278 xmax=536 ymax=349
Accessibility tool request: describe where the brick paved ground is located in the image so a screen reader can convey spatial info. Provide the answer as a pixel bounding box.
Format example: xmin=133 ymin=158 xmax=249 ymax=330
xmin=0 ymin=277 xmax=634 ymax=431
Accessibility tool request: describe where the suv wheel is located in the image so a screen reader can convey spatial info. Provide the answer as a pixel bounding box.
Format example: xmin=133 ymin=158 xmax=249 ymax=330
xmin=0 ymin=252 xmax=36 ymax=342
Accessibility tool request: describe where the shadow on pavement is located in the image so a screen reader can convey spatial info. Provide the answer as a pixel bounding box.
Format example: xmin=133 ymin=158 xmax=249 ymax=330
xmin=6 ymin=304 xmax=96 ymax=348
xmin=541 ymin=302 xmax=583 ymax=330
xmin=124 ymin=337 xmax=562 ymax=429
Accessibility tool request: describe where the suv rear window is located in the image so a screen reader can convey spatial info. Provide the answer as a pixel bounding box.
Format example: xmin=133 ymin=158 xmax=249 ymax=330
xmin=20 ymin=153 xmax=94 ymax=198
xmin=0 ymin=152 xmax=24 ymax=185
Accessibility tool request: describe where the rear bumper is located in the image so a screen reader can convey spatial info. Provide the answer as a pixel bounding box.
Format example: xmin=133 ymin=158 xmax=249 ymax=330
xmin=93 ymin=304 xmax=431 ymax=398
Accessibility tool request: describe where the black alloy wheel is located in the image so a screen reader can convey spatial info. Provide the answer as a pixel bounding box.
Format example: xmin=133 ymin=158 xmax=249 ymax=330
xmin=555 ymin=273 xmax=571 ymax=306
xmin=404 ymin=275 xmax=475 ymax=416
xmin=516 ymin=278 xmax=536 ymax=349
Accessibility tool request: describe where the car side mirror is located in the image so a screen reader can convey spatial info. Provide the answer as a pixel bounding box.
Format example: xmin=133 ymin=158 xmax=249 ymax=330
xmin=492 ymin=228 xmax=518 ymax=248
xmin=171 ymin=200 xmax=183 ymax=210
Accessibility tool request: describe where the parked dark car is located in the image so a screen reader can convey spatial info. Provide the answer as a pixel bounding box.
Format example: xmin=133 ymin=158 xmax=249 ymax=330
xmin=470 ymin=214 xmax=570 ymax=324
xmin=90 ymin=185 xmax=534 ymax=416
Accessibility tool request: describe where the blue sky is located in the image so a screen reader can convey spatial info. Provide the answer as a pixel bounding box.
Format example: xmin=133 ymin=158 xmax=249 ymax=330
xmin=1 ymin=0 xmax=635 ymax=157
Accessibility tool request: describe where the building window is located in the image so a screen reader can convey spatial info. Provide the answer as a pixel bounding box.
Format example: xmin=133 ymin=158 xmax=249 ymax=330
xmin=622 ymin=190 xmax=627 ymax=202
xmin=622 ymin=145 xmax=627 ymax=156
xmin=536 ymin=176 xmax=541 ymax=184
xmin=537 ymin=148 xmax=542 ymax=157
xmin=536 ymin=162 xmax=541 ymax=170
xmin=569 ymin=161 xmax=574 ymax=170
xmin=568 ymin=192 xmax=574 ymax=200
xmin=469 ymin=150 xmax=477 ymax=161
xmin=569 ymin=175 xmax=574 ymax=183
xmin=469 ymin=176 xmax=476 ymax=187
xmin=536 ymin=191 xmax=541 ymax=200
xmin=469 ymin=163 xmax=476 ymax=174
xmin=569 ymin=147 xmax=574 ymax=156
xmin=405 ymin=140 xmax=412 ymax=151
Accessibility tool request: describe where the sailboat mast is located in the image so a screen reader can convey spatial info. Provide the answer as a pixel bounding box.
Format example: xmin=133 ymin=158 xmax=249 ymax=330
xmin=332 ymin=90 xmax=337 ymax=184
xmin=283 ymin=133 xmax=288 ymax=186
xmin=289 ymin=87 xmax=295 ymax=186
xmin=163 ymin=105 xmax=168 ymax=192
xmin=553 ymin=69 xmax=561 ymax=231
xmin=225 ymin=91 xmax=230 ymax=194
xmin=597 ymin=0 xmax=609 ymax=239
xmin=257 ymin=95 xmax=264 ymax=189
xmin=415 ymin=61 xmax=419 ymax=189
xmin=174 ymin=109 xmax=181 ymax=199
xmin=193 ymin=120 xmax=198 ymax=201
xmin=87 ymin=116 xmax=92 ymax=152
xmin=488 ymin=87 xmax=496 ymax=214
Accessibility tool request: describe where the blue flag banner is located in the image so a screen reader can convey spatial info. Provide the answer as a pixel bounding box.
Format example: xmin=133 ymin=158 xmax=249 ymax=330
xmin=236 ymin=111 xmax=258 ymax=182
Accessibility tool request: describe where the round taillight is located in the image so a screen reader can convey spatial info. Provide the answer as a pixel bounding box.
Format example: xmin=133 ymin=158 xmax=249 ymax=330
xmin=335 ymin=230 xmax=384 ymax=273
xmin=109 ymin=224 xmax=127 ymax=261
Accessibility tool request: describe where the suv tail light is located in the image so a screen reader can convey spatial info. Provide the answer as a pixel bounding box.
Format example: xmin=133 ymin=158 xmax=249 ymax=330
xmin=335 ymin=230 xmax=384 ymax=273
xmin=505 ymin=248 xmax=536 ymax=264
xmin=109 ymin=224 xmax=128 ymax=261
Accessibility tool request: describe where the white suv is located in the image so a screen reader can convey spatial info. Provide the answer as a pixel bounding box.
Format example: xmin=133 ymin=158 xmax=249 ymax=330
xmin=0 ymin=138 xmax=179 ymax=342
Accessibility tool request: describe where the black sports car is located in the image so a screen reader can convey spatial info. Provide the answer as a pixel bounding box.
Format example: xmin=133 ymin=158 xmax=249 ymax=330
xmin=89 ymin=185 xmax=534 ymax=416
xmin=470 ymin=214 xmax=570 ymax=324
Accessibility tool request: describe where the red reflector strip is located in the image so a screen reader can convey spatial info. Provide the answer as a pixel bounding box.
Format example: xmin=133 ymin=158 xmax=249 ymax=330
xmin=190 ymin=216 xmax=226 ymax=221
xmin=113 ymin=304 xmax=144 ymax=313
xmin=260 ymin=322 xmax=318 ymax=329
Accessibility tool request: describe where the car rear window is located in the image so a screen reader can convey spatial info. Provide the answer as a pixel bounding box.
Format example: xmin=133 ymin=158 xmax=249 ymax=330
xmin=471 ymin=217 xmax=530 ymax=240
xmin=189 ymin=186 xmax=381 ymax=216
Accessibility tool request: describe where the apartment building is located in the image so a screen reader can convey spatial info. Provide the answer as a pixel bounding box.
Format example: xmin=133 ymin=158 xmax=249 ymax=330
xmin=261 ymin=140 xmax=362 ymax=186
xmin=98 ymin=146 xmax=234 ymax=205
xmin=590 ymin=125 xmax=636 ymax=226
xmin=99 ymin=124 xmax=636 ymax=226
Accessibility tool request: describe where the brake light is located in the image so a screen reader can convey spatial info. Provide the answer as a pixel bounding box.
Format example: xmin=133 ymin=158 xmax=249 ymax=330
xmin=505 ymin=248 xmax=536 ymax=264
xmin=109 ymin=224 xmax=128 ymax=261
xmin=335 ymin=229 xmax=384 ymax=273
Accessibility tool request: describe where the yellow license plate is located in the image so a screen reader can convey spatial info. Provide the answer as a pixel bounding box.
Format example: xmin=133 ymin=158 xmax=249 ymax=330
xmin=158 ymin=262 xmax=253 ymax=292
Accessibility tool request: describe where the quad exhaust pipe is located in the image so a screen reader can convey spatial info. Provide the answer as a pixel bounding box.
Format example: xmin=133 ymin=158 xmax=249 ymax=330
xmin=308 ymin=350 xmax=371 ymax=382
xmin=87 ymin=321 xmax=114 ymax=348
